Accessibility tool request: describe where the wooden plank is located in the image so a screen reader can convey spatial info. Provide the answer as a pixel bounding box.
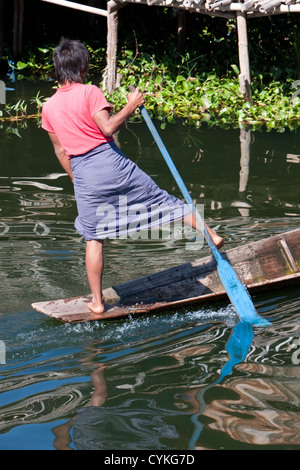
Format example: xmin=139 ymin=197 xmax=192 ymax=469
xmin=41 ymin=0 xmax=108 ymax=17
xmin=31 ymin=228 xmax=300 ymax=323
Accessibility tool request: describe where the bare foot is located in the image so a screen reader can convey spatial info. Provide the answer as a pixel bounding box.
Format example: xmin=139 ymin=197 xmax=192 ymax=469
xmin=208 ymin=229 xmax=224 ymax=249
xmin=87 ymin=302 xmax=106 ymax=316
xmin=213 ymin=235 xmax=224 ymax=250
xmin=205 ymin=224 xmax=224 ymax=250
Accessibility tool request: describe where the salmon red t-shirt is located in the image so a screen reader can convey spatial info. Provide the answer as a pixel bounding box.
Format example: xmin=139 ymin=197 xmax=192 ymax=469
xmin=42 ymin=83 xmax=113 ymax=157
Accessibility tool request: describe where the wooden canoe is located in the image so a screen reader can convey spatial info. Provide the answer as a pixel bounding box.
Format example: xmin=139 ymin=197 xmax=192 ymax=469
xmin=31 ymin=228 xmax=300 ymax=323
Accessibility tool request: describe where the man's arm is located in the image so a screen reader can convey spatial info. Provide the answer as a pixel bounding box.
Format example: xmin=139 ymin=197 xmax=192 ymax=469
xmin=92 ymin=88 xmax=144 ymax=137
xmin=48 ymin=132 xmax=73 ymax=181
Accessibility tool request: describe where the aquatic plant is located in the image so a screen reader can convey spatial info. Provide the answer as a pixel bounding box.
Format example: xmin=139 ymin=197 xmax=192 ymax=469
xmin=105 ymin=52 xmax=300 ymax=132
xmin=1 ymin=46 xmax=299 ymax=132
xmin=0 ymin=91 xmax=46 ymax=127
xmin=14 ymin=47 xmax=54 ymax=80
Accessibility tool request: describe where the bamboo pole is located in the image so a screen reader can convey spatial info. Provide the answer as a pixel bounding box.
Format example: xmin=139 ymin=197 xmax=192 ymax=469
xmin=40 ymin=0 xmax=108 ymax=16
xmin=116 ymin=0 xmax=300 ymax=14
xmin=236 ymin=11 xmax=252 ymax=103
xmin=257 ymin=0 xmax=283 ymax=12
xmin=208 ymin=0 xmax=232 ymax=10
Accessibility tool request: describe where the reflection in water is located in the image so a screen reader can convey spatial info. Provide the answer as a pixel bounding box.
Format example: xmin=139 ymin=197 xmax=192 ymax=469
xmin=51 ymin=320 xmax=260 ymax=450
xmin=51 ymin=316 xmax=299 ymax=450
xmin=52 ymin=360 xmax=108 ymax=451
xmin=203 ymin=363 xmax=300 ymax=447
xmin=0 ymin=114 xmax=300 ymax=449
xmin=189 ymin=320 xmax=254 ymax=450
xmin=52 ymin=347 xmax=182 ymax=450
xmin=189 ymin=306 xmax=300 ymax=449
xmin=1 ymin=301 xmax=300 ymax=450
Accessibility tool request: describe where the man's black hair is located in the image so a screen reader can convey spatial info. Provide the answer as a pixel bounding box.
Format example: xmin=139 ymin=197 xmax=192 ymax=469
xmin=53 ymin=38 xmax=89 ymax=84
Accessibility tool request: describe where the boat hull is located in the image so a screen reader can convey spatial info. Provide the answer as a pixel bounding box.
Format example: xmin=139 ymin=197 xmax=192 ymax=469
xmin=31 ymin=228 xmax=300 ymax=323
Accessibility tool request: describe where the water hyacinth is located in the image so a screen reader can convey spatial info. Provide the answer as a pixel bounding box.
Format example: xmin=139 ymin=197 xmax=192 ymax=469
xmin=108 ymin=56 xmax=300 ymax=131
xmin=1 ymin=46 xmax=299 ymax=132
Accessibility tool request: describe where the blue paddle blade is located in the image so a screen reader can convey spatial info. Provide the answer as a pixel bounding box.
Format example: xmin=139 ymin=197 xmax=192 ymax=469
xmin=217 ymin=257 xmax=272 ymax=327
xmin=218 ymin=320 xmax=254 ymax=381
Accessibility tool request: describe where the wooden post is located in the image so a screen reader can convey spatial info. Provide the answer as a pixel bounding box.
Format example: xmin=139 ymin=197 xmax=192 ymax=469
xmin=18 ymin=0 xmax=24 ymax=55
xmin=13 ymin=0 xmax=18 ymax=57
xmin=104 ymin=1 xmax=126 ymax=93
xmin=239 ymin=128 xmax=250 ymax=194
xmin=178 ymin=10 xmax=186 ymax=54
xmin=0 ymin=0 xmax=4 ymax=57
xmin=13 ymin=0 xmax=24 ymax=57
xmin=236 ymin=11 xmax=252 ymax=103
xmin=105 ymin=8 xmax=118 ymax=93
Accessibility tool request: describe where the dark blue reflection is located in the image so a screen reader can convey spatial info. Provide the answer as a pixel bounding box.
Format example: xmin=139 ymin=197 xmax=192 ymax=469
xmin=189 ymin=320 xmax=254 ymax=450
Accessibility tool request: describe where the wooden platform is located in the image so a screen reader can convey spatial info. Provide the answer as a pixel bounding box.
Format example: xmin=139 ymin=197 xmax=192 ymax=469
xmin=31 ymin=228 xmax=300 ymax=323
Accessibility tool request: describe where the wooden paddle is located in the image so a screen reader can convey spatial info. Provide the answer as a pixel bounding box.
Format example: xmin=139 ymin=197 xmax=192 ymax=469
xmin=129 ymin=85 xmax=271 ymax=327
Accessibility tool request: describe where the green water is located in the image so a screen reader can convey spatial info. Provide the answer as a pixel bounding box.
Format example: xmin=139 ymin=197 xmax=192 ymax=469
xmin=0 ymin=81 xmax=300 ymax=450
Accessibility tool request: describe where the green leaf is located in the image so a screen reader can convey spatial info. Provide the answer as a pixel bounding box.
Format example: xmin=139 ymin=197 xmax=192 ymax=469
xmin=200 ymin=96 xmax=211 ymax=110
xmin=16 ymin=61 xmax=27 ymax=69
xmin=231 ymin=64 xmax=240 ymax=75
xmin=219 ymin=107 xmax=228 ymax=116
xmin=176 ymin=75 xmax=186 ymax=83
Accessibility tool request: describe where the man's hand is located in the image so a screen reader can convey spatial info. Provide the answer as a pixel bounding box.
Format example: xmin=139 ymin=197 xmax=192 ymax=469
xmin=127 ymin=87 xmax=145 ymax=109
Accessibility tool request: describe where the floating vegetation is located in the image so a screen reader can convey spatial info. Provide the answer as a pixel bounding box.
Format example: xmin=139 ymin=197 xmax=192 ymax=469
xmin=108 ymin=52 xmax=300 ymax=132
xmin=0 ymin=46 xmax=299 ymax=132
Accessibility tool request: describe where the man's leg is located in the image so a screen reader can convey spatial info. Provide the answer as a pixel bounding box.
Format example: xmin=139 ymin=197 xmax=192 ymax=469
xmin=85 ymin=239 xmax=105 ymax=314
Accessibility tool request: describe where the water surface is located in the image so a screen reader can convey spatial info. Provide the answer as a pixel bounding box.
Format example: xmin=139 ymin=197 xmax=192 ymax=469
xmin=0 ymin=83 xmax=300 ymax=450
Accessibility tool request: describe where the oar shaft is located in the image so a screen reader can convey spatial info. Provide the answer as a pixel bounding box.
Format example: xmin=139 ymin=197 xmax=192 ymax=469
xmin=130 ymin=86 xmax=270 ymax=326
xmin=139 ymin=104 xmax=219 ymax=257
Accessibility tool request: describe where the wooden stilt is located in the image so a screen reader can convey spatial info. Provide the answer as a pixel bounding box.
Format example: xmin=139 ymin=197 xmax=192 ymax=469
xmin=0 ymin=0 xmax=4 ymax=57
xmin=236 ymin=11 xmax=252 ymax=103
xmin=105 ymin=8 xmax=119 ymax=93
xmin=178 ymin=10 xmax=186 ymax=54
xmin=104 ymin=1 xmax=126 ymax=93
xmin=13 ymin=0 xmax=24 ymax=57
xmin=239 ymin=127 xmax=251 ymax=193
xmin=18 ymin=0 xmax=24 ymax=56
xmin=13 ymin=0 xmax=18 ymax=57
